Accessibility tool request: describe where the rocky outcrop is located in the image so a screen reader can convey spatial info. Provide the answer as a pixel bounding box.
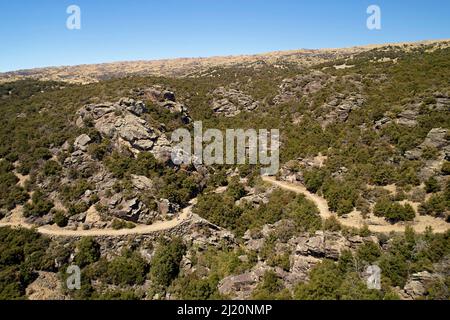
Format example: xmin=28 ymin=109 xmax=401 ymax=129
xmin=291 ymin=231 xmax=353 ymax=260
xmin=405 ymin=128 xmax=450 ymax=179
xmin=74 ymin=134 xmax=92 ymax=152
xmin=76 ymin=98 xmax=172 ymax=160
xmin=273 ymin=71 xmax=331 ymax=105
xmin=211 ymin=87 xmax=259 ymax=117
xmin=428 ymin=92 xmax=450 ymax=112
xmin=318 ymin=93 xmax=365 ymax=127
xmin=135 ymin=86 xmax=192 ymax=124
xmin=233 ymin=221 xmax=382 ymax=298
xmin=401 ymin=271 xmax=443 ymax=300
xmin=218 ymin=271 xmax=260 ymax=299
xmin=182 ymin=214 xmax=235 ymax=250
xmin=396 ymin=109 xmax=419 ymax=127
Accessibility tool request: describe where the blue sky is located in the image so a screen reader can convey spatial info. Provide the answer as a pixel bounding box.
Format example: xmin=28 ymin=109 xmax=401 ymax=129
xmin=0 ymin=0 xmax=449 ymax=72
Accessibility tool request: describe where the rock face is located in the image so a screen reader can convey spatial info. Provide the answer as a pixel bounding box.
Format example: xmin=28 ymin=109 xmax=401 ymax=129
xmin=396 ymin=109 xmax=419 ymax=127
xmin=218 ymin=272 xmax=260 ymax=299
xmin=430 ymin=92 xmax=450 ymax=112
xmin=182 ymin=214 xmax=235 ymax=250
xmin=401 ymin=271 xmax=442 ymax=300
xmin=74 ymin=134 xmax=92 ymax=151
xmin=421 ymin=128 xmax=450 ymax=151
xmin=219 ymin=219 xmax=382 ymax=299
xmin=292 ymin=231 xmax=352 ymax=260
xmin=211 ymin=87 xmax=259 ymax=117
xmin=76 ymin=98 xmax=172 ymax=160
xmin=135 ymin=86 xmax=192 ymax=124
xmin=318 ymin=93 xmax=365 ymax=127
xmin=273 ymin=71 xmax=331 ymax=104
xmin=131 ymin=175 xmax=153 ymax=191
xmin=405 ymin=128 xmax=450 ymax=179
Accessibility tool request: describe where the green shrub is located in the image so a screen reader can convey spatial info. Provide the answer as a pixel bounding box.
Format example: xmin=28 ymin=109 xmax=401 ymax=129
xmin=75 ymin=237 xmax=100 ymax=268
xmin=95 ymin=251 xmax=148 ymax=286
xmin=43 ymin=160 xmax=61 ymax=176
xmin=53 ymin=210 xmax=68 ymax=227
xmin=304 ymin=169 xmax=325 ymax=193
xmin=425 ymin=176 xmax=440 ymax=193
xmin=356 ymin=242 xmax=381 ymax=265
xmin=419 ymin=194 xmax=447 ymax=218
xmin=0 ymin=227 xmax=50 ymax=299
xmin=23 ymin=190 xmax=54 ymax=218
xmin=374 ymin=199 xmax=416 ymax=222
xmin=441 ymin=162 xmax=450 ymax=175
xmin=111 ymin=219 xmax=136 ymax=230
xmin=150 ymin=238 xmax=186 ymax=288
xmin=227 ymin=177 xmax=247 ymax=201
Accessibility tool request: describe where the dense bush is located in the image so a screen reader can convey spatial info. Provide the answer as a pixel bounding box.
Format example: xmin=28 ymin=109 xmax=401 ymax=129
xmin=0 ymin=227 xmax=50 ymax=299
xmin=425 ymin=176 xmax=440 ymax=194
xmin=441 ymin=162 xmax=450 ymax=175
xmin=294 ymin=260 xmax=382 ymax=300
xmin=373 ymin=199 xmax=416 ymax=222
xmin=87 ymin=250 xmax=148 ymax=286
xmin=74 ymin=237 xmax=101 ymax=268
xmin=419 ymin=194 xmax=447 ymax=218
xmin=53 ymin=210 xmax=68 ymax=227
xmin=23 ymin=190 xmax=54 ymax=218
xmin=150 ymin=238 xmax=186 ymax=288
xmin=111 ymin=219 xmax=136 ymax=230
xmin=303 ymin=169 xmax=325 ymax=193
xmin=0 ymin=160 xmax=29 ymax=210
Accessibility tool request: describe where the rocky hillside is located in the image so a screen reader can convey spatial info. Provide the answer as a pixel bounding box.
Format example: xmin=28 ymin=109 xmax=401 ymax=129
xmin=0 ymin=40 xmax=449 ymax=300
xmin=1 ymin=40 xmax=448 ymax=84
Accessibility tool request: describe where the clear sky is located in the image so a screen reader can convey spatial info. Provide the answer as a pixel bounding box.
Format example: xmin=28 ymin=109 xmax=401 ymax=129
xmin=0 ymin=0 xmax=449 ymax=72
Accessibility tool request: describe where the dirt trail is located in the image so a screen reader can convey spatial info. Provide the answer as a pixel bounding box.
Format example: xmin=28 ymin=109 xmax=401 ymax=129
xmin=262 ymin=176 xmax=450 ymax=234
xmin=2 ymin=175 xmax=449 ymax=236
xmin=0 ymin=200 xmax=196 ymax=237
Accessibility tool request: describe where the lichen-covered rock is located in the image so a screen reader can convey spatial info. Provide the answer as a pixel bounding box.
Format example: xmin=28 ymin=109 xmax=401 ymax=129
xmin=135 ymin=86 xmax=191 ymax=123
xmin=318 ymin=93 xmax=365 ymax=127
xmin=218 ymin=272 xmax=259 ymax=299
xmin=74 ymin=134 xmax=92 ymax=151
xmin=273 ymin=71 xmax=331 ymax=104
xmin=402 ymin=271 xmax=443 ymax=300
xmin=76 ymin=98 xmax=172 ymax=160
xmin=211 ymin=87 xmax=259 ymax=117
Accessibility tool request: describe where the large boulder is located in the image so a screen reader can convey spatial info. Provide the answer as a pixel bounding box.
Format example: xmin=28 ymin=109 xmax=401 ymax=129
xmin=293 ymin=231 xmax=352 ymax=260
xmin=402 ymin=271 xmax=442 ymax=300
xmin=74 ymin=134 xmax=92 ymax=152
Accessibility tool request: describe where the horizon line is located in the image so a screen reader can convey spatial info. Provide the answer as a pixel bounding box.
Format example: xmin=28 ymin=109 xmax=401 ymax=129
xmin=2 ymin=38 xmax=449 ymax=74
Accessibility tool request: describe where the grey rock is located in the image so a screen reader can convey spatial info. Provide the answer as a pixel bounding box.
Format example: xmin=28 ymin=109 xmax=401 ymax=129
xmin=218 ymin=272 xmax=259 ymax=299
xmin=211 ymin=87 xmax=259 ymax=117
xmin=74 ymin=134 xmax=91 ymax=151
xmin=403 ymin=271 xmax=442 ymax=300
xmin=273 ymin=71 xmax=331 ymax=104
xmin=131 ymin=175 xmax=153 ymax=191
xmin=396 ymin=109 xmax=418 ymax=127
xmin=76 ymin=98 xmax=172 ymax=160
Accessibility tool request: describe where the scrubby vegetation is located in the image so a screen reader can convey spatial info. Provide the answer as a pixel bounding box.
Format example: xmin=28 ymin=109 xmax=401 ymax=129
xmin=0 ymin=43 xmax=449 ymax=300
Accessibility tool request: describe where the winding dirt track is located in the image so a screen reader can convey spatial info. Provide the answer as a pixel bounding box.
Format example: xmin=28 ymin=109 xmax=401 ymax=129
xmin=0 ymin=200 xmax=195 ymax=237
xmin=1 ymin=176 xmax=449 ymax=237
xmin=262 ymin=176 xmax=450 ymax=234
